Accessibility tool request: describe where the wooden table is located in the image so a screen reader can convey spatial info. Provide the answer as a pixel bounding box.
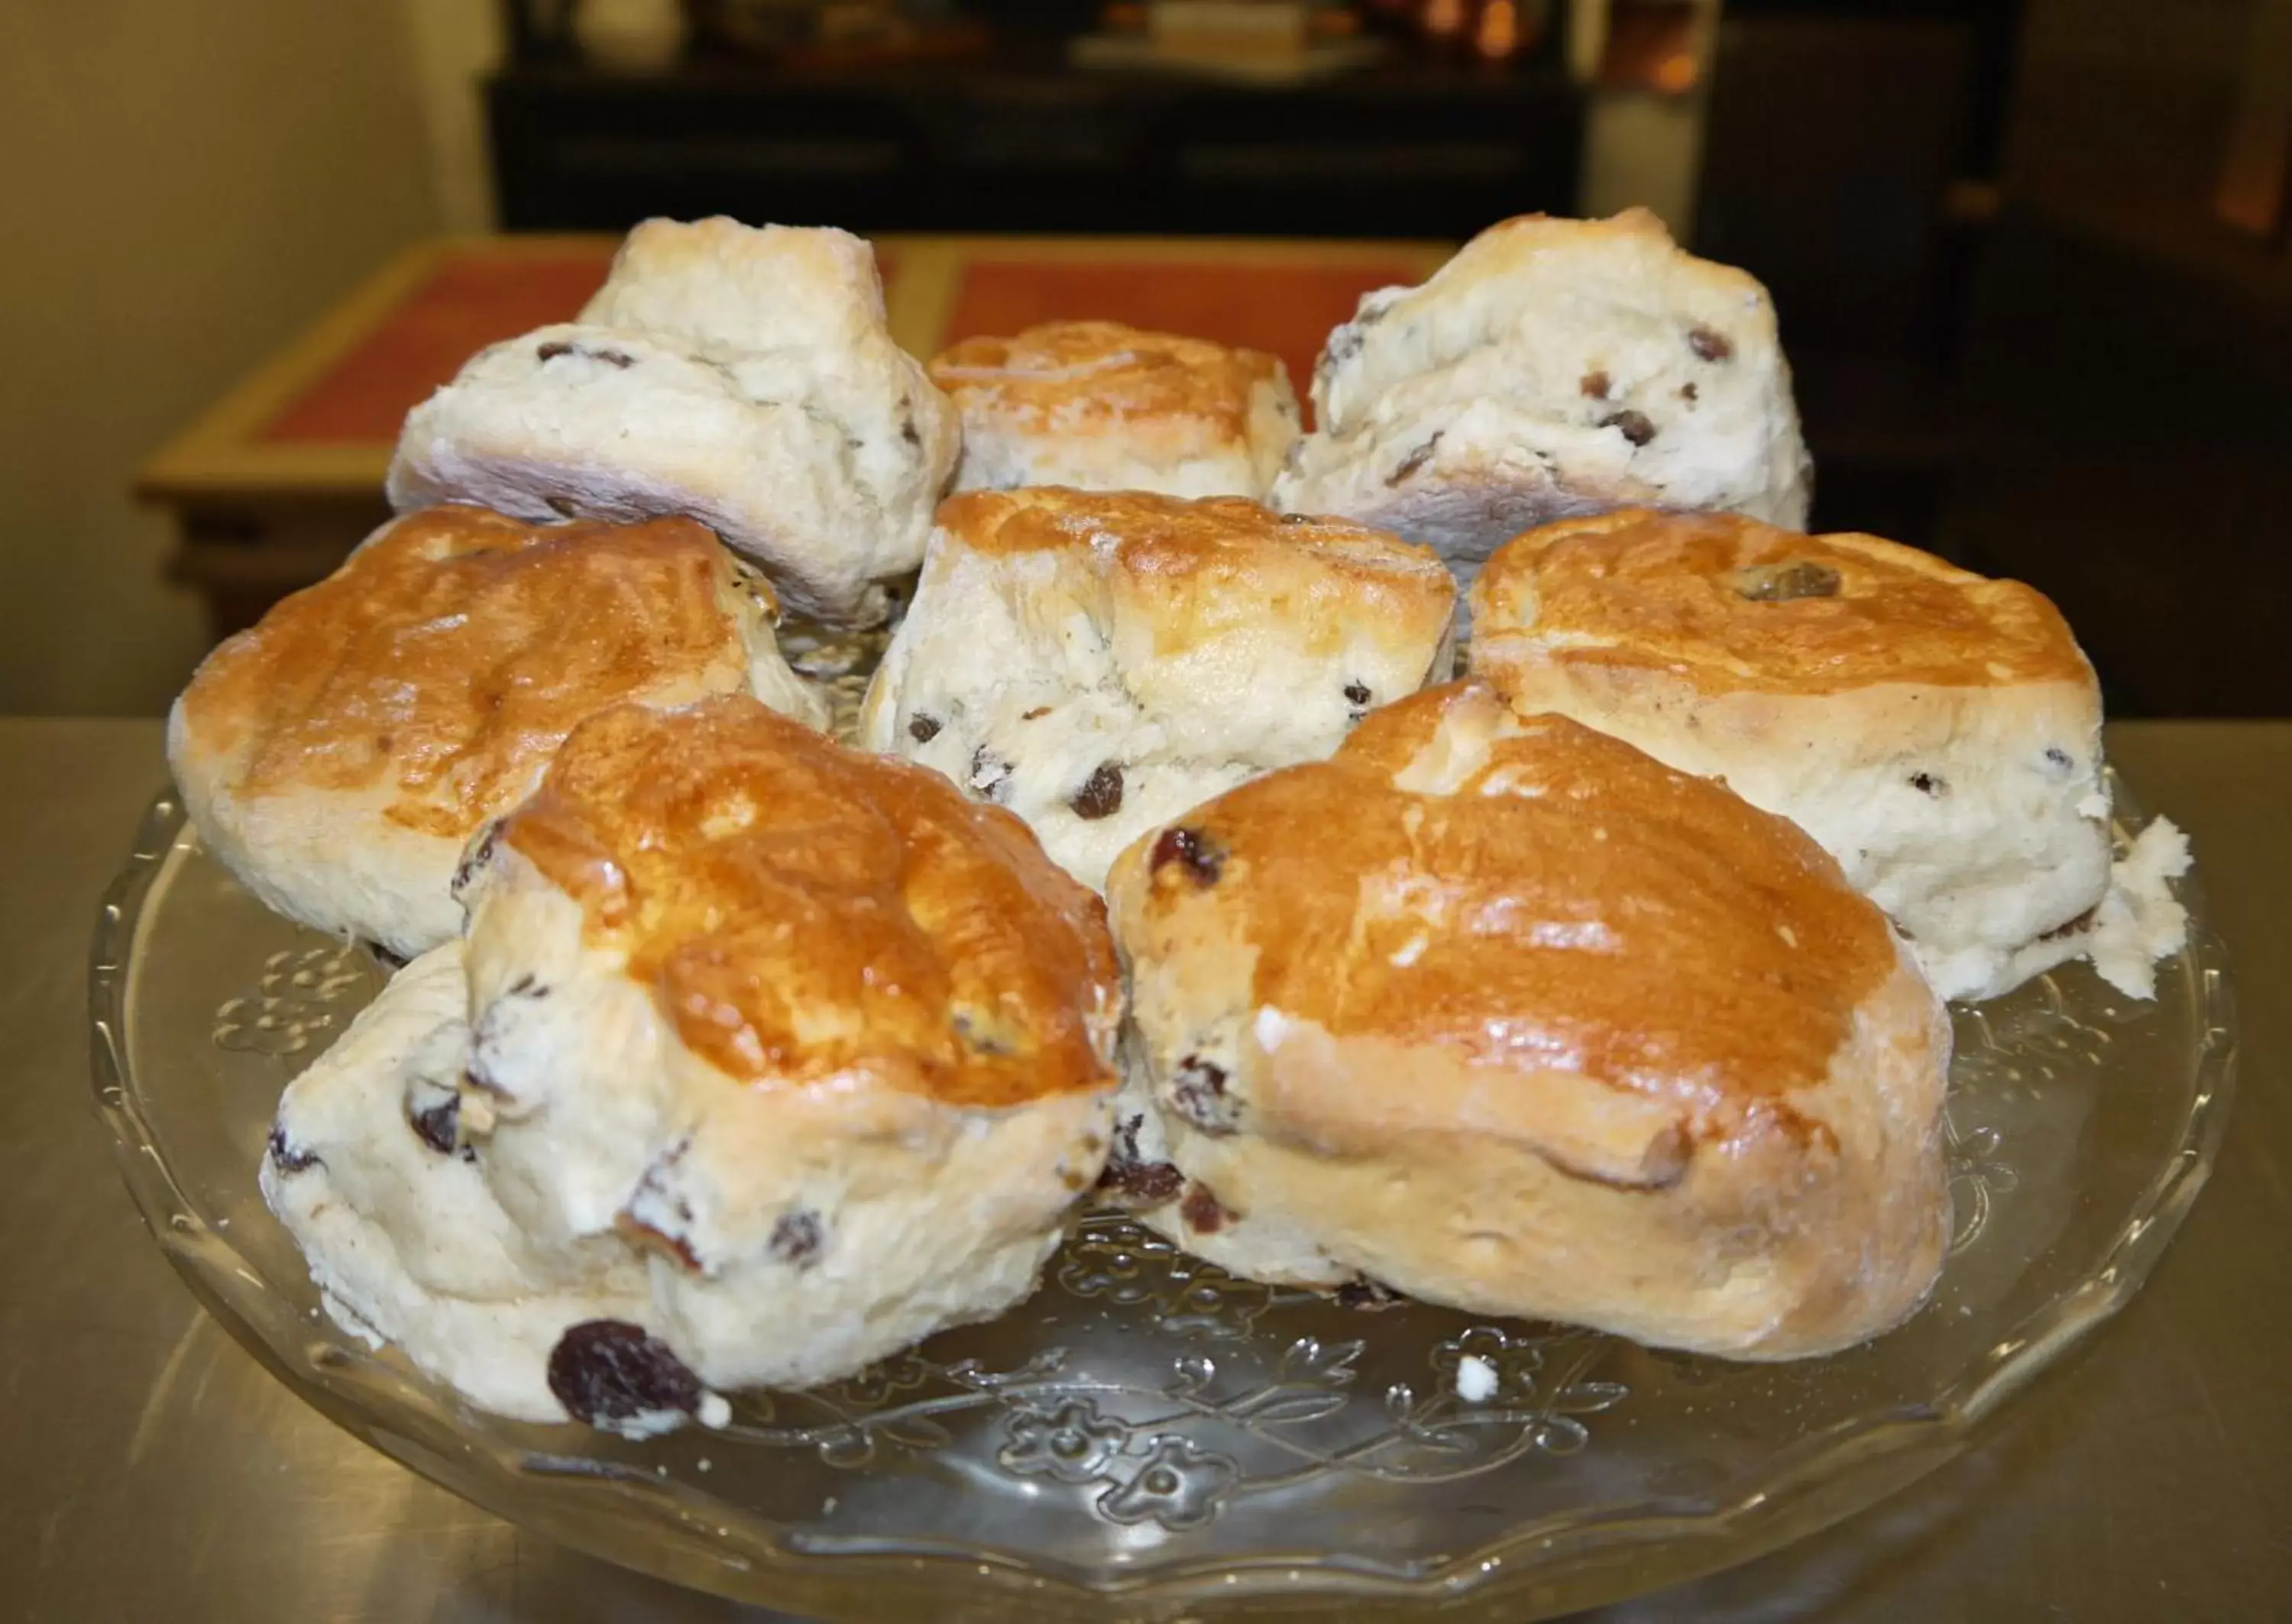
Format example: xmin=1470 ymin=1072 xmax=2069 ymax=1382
xmin=134 ymin=232 xmax=1449 ymax=639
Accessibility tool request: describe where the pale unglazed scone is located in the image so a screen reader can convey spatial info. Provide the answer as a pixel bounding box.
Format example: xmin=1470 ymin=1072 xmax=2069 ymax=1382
xmin=856 ymin=488 xmax=1458 ymax=891
xmin=1102 ymin=682 xmax=1952 ymax=1360
xmin=1468 ymin=506 xmax=2119 ymax=1003
xmin=452 ymin=695 xmax=1124 ymax=1406
xmin=928 ymin=320 xmax=1300 ymax=499
xmin=387 ymin=218 xmax=960 ymax=625
xmin=1271 ymin=209 xmax=1811 ymax=585
xmin=260 ymin=942 xmax=653 ymax=1424
xmin=168 ymin=507 xmax=827 ymax=961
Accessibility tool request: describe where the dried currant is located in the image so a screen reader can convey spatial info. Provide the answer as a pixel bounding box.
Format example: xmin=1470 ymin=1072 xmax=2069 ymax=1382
xmin=546 ymin=1320 xmax=701 ymax=1427
xmin=1070 ymin=762 xmax=1125 ymax=820
xmin=1149 ymin=827 xmax=1225 ymax=885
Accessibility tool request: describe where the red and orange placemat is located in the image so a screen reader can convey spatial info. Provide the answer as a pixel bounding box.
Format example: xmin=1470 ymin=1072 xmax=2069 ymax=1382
xmin=140 ymin=232 xmax=1447 ymax=502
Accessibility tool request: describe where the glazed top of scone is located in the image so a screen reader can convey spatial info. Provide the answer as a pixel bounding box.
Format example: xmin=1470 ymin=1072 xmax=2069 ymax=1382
xmin=934 ymin=488 xmax=1454 ymax=650
xmin=499 ymin=696 xmax=1123 ymax=1108
xmin=929 ymin=321 xmax=1287 ymax=439
xmin=1472 ymin=507 xmax=2090 ymax=695
xmin=176 ymin=508 xmax=762 ymax=837
xmin=1111 ymin=682 xmax=1900 ymax=1118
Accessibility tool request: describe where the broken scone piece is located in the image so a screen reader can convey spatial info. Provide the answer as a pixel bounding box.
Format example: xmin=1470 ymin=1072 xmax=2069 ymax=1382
xmin=169 ymin=507 xmax=825 ymax=961
xmin=387 ymin=217 xmax=960 ymax=624
xmin=1104 ymin=683 xmax=1951 ymax=1360
xmin=1273 ymin=209 xmax=1810 ymax=586
xmin=453 ymin=695 xmax=1123 ymax=1403
xmin=929 ymin=320 xmax=1300 ymax=499
xmin=858 ymin=488 xmax=1458 ymax=890
xmin=1468 ymin=506 xmax=2167 ymax=1002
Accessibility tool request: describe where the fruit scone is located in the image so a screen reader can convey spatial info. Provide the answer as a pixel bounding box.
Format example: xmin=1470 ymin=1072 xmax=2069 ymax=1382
xmin=858 ymin=488 xmax=1457 ymax=891
xmin=1467 ymin=507 xmax=2191 ymax=1002
xmin=264 ymin=695 xmax=1123 ymax=1430
xmin=387 ymin=216 xmax=961 ymax=625
xmin=169 ymin=507 xmax=826 ymax=961
xmin=1102 ymin=681 xmax=1952 ymax=1360
xmin=1273 ymin=209 xmax=1810 ymax=587
xmin=928 ymin=320 xmax=1300 ymax=499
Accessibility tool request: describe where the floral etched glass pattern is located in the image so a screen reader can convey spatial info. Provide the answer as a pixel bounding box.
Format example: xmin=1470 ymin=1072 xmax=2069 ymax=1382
xmin=91 ymin=772 xmax=2235 ymax=1621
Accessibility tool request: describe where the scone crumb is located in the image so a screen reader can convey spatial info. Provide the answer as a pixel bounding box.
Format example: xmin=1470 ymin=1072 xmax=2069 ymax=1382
xmin=2088 ymin=817 xmax=2193 ymax=1001
xmin=1456 ymin=1354 xmax=1498 ymax=1403
xmin=697 ymin=1392 xmax=732 ymax=1430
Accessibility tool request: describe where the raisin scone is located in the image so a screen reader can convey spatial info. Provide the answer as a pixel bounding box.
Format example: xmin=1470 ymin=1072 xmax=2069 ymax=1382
xmin=169 ymin=507 xmax=826 ymax=961
xmin=856 ymin=488 xmax=1457 ymax=891
xmin=1103 ymin=682 xmax=1951 ymax=1360
xmin=261 ymin=943 xmax=659 ymax=1426
xmin=928 ymin=320 xmax=1300 ymax=499
xmin=387 ymin=217 xmax=960 ymax=625
xmin=452 ymin=695 xmax=1123 ymax=1400
xmin=1271 ymin=209 xmax=1811 ymax=586
xmin=1468 ymin=507 xmax=2138 ymax=1003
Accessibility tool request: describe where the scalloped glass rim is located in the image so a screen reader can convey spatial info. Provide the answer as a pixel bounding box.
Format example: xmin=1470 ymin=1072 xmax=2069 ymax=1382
xmin=89 ymin=784 xmax=2239 ymax=1621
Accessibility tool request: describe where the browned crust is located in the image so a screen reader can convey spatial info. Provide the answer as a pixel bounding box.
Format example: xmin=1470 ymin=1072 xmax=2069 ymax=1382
xmin=501 ymin=696 xmax=1122 ymax=1108
xmin=1472 ymin=508 xmax=2088 ymax=695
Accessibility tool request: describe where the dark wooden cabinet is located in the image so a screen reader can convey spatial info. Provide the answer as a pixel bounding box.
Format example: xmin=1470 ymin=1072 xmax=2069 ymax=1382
xmin=486 ymin=53 xmax=1583 ymax=238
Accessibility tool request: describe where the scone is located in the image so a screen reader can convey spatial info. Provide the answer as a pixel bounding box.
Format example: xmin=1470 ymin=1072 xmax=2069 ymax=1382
xmin=261 ymin=942 xmax=656 ymax=1425
xmin=1103 ymin=682 xmax=1951 ymax=1360
xmin=1271 ymin=209 xmax=1811 ymax=584
xmin=856 ymin=488 xmax=1458 ymax=890
xmin=452 ymin=695 xmax=1123 ymax=1399
xmin=1468 ymin=507 xmax=2114 ymax=1002
xmin=169 ymin=507 xmax=826 ymax=961
xmin=928 ymin=320 xmax=1300 ymax=499
xmin=387 ymin=217 xmax=960 ymax=625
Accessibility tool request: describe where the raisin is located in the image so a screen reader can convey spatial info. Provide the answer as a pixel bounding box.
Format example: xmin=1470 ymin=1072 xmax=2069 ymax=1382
xmin=769 ymin=1208 xmax=823 ymax=1267
xmin=1277 ymin=509 xmax=1314 ymax=523
xmin=410 ymin=1093 xmax=458 ymax=1156
xmin=1688 ymin=325 xmax=1734 ymax=362
xmin=545 ymin=495 xmax=578 ymax=519
xmin=1909 ymin=772 xmax=1947 ymax=797
xmin=453 ymin=825 xmax=502 ymax=901
xmin=2044 ymin=746 xmax=2074 ymax=773
xmin=1179 ymin=1181 xmax=1227 ymax=1234
xmin=969 ymin=746 xmax=1014 ymax=804
xmin=1679 ymin=382 xmax=1699 ymax=403
xmin=1386 ymin=432 xmax=1443 ymax=486
xmin=1736 ymin=561 xmax=1841 ymax=602
xmin=1021 ymin=706 xmax=1051 ymax=721
xmin=267 ymin=1124 xmax=319 ymax=1175
xmin=1335 ymin=1277 xmax=1404 ymax=1311
xmin=1167 ymin=1056 xmax=1237 ymax=1135
xmin=1149 ymin=827 xmax=1225 ymax=885
xmin=908 ymin=712 xmax=942 ymax=743
xmin=1099 ymin=1155 xmax=1184 ymax=1205
xmin=2040 ymin=906 xmax=2099 ymax=942
xmin=1579 ymin=369 xmax=1611 ymax=400
xmin=900 ymin=408 xmax=921 ymax=448
xmin=547 ymin=1320 xmax=701 ymax=1427
xmin=592 ymin=348 xmax=636 ymax=369
xmin=1070 ymin=762 xmax=1125 ymax=820
xmin=1601 ymin=409 xmax=1656 ymax=447
xmin=536 ymin=341 xmax=573 ymax=362
xmin=1344 ymin=681 xmax=1373 ymax=706
xmin=367 ymin=942 xmax=409 ymax=972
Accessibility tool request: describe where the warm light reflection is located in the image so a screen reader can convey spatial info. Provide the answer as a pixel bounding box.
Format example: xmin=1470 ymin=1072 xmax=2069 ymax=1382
xmin=1653 ymin=50 xmax=1698 ymax=92
xmin=1425 ymin=0 xmax=1466 ymax=39
xmin=1475 ymin=0 xmax=1519 ymax=58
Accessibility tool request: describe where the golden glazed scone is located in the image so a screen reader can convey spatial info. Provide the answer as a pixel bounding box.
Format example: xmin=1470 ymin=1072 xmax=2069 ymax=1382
xmin=1469 ymin=507 xmax=2116 ymax=1001
xmin=451 ymin=695 xmax=1123 ymax=1402
xmin=929 ymin=320 xmax=1300 ymax=499
xmin=858 ymin=488 xmax=1457 ymax=890
xmin=1273 ymin=209 xmax=1810 ymax=585
xmin=168 ymin=507 xmax=827 ymax=961
xmin=1104 ymin=682 xmax=1950 ymax=1360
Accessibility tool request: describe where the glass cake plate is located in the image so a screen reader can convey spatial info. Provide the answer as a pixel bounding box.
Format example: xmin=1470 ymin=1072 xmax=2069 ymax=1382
xmin=90 ymin=768 xmax=2235 ymax=1621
